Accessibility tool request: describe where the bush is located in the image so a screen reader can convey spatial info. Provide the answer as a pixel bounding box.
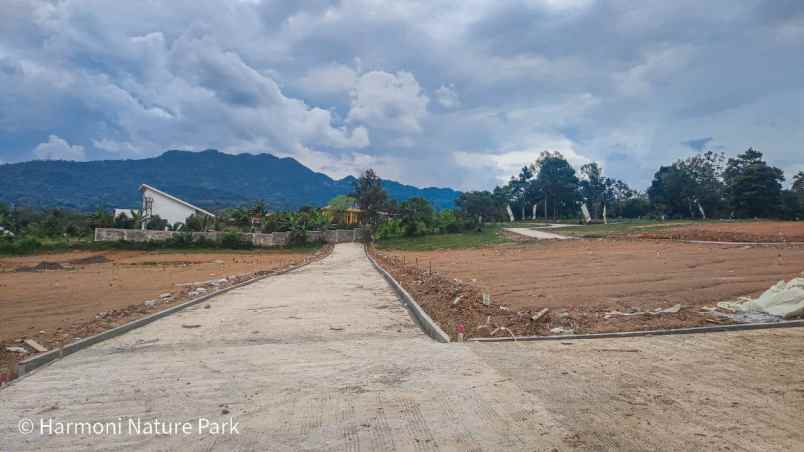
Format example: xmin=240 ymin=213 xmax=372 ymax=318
xmin=375 ymin=218 xmax=403 ymax=240
xmin=220 ymin=231 xmax=253 ymax=249
xmin=0 ymin=237 xmax=43 ymax=255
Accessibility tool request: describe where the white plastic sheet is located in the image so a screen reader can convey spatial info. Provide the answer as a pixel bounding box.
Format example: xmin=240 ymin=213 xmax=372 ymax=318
xmin=718 ymin=275 xmax=804 ymax=320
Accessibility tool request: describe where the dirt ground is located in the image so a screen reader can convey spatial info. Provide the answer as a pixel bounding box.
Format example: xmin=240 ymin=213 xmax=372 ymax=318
xmin=377 ymin=239 xmax=804 ymax=337
xmin=637 ymin=221 xmax=804 ymax=242
xmin=0 ymin=248 xmax=320 ymax=359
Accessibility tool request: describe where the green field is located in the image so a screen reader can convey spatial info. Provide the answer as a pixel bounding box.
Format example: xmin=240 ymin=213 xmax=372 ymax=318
xmin=373 ymin=219 xmax=708 ymax=251
xmin=375 ymin=224 xmax=511 ymax=251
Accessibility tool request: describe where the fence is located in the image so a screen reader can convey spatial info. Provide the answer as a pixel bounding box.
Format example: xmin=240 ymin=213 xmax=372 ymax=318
xmin=94 ymin=228 xmax=367 ymax=247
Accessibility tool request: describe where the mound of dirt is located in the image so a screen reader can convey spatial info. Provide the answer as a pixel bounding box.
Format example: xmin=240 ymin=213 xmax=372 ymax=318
xmin=68 ymin=255 xmax=110 ymax=265
xmin=15 ymin=261 xmax=65 ymax=272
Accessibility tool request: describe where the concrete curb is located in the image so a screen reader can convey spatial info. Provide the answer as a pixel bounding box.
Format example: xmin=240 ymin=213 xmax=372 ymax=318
xmin=683 ymin=240 xmax=804 ymax=246
xmin=14 ymin=246 xmax=333 ymax=378
xmin=365 ymin=246 xmax=451 ymax=343
xmin=469 ymin=319 xmax=804 ymax=342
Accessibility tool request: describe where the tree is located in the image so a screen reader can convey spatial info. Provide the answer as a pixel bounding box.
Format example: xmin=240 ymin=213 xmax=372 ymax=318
xmin=793 ymin=171 xmax=804 ymax=193
xmin=648 ymin=151 xmax=726 ymax=219
xmin=399 ymin=197 xmax=435 ymax=236
xmin=676 ymin=151 xmax=726 ymax=218
xmin=456 ymin=191 xmax=502 ymax=225
xmin=185 ymin=213 xmax=214 ymax=232
xmin=793 ymin=171 xmax=804 ymax=215
xmin=723 ymin=148 xmax=784 ymax=217
xmin=579 ymin=163 xmax=607 ymax=219
xmin=351 ymin=169 xmax=388 ymax=225
xmin=531 ymin=151 xmax=579 ymax=220
xmin=647 ymin=165 xmax=693 ymax=218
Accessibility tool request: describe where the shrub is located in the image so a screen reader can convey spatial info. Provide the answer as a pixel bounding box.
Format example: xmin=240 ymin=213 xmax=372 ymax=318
xmin=220 ymin=231 xmax=253 ymax=249
xmin=375 ymin=218 xmax=403 ymax=240
xmin=0 ymin=237 xmax=43 ymax=255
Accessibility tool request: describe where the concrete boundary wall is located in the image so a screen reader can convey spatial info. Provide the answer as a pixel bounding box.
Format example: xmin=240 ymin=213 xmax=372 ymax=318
xmin=94 ymin=228 xmax=365 ymax=247
xmin=365 ymin=246 xmax=451 ymax=343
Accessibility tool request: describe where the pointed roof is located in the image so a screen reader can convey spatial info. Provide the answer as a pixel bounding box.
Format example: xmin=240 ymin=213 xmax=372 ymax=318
xmin=139 ymin=184 xmax=216 ymax=217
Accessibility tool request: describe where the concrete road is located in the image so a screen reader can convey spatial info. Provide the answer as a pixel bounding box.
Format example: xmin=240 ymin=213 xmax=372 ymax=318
xmin=0 ymin=243 xmax=570 ymax=451
xmin=503 ymin=227 xmax=573 ymax=240
xmin=2 ymin=243 xmax=802 ymax=451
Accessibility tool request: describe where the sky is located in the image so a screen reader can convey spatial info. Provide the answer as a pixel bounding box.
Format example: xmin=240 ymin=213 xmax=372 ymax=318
xmin=1 ymin=0 xmax=802 ymax=191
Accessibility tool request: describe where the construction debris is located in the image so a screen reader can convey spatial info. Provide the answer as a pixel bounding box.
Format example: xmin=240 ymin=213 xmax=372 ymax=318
xmin=23 ymin=339 xmax=48 ymax=353
xmin=181 ymin=324 xmax=201 ymax=329
xmin=550 ymin=327 xmax=574 ymax=335
xmin=530 ymin=308 xmax=549 ymax=322
xmin=603 ymin=304 xmax=683 ymax=319
xmin=5 ymin=346 xmax=28 ymax=354
xmin=718 ymin=275 xmax=804 ymax=320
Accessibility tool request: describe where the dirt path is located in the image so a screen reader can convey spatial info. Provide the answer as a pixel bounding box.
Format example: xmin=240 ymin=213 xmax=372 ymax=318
xmin=1 ymin=243 xmax=801 ymax=450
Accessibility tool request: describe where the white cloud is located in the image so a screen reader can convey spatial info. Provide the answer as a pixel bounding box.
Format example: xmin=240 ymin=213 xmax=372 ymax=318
xmin=347 ymin=71 xmax=429 ymax=134
xmin=454 ymin=134 xmax=592 ymax=185
xmin=434 ymin=84 xmax=461 ymax=109
xmin=299 ymin=63 xmax=358 ymax=96
xmin=33 ymin=135 xmax=86 ymax=161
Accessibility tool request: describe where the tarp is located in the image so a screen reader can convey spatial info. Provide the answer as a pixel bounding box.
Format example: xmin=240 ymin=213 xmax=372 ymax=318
xmin=718 ymin=275 xmax=804 ymax=320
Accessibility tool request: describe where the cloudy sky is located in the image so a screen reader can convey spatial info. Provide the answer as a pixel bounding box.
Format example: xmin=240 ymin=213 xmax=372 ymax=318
xmin=1 ymin=0 xmax=802 ymax=190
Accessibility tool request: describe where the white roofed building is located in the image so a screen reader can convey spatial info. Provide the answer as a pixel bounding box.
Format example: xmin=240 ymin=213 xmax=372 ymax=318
xmin=139 ymin=184 xmax=215 ymax=227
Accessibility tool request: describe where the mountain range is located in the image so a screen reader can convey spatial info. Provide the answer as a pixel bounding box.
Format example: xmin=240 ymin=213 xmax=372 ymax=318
xmin=0 ymin=150 xmax=460 ymax=212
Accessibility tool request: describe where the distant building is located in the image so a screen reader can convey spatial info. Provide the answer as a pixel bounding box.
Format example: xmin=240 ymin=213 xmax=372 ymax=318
xmin=139 ymin=184 xmax=215 ymax=227
xmin=321 ymin=205 xmax=364 ymax=225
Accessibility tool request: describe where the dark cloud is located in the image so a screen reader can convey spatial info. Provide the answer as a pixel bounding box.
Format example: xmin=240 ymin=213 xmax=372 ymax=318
xmin=681 ymin=137 xmax=713 ymax=151
xmin=0 ymin=0 xmax=801 ymax=190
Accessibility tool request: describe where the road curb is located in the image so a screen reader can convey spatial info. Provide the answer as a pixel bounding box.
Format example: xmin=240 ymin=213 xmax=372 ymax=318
xmin=14 ymin=246 xmax=333 ymax=378
xmin=365 ymin=246 xmax=451 ymax=343
xmin=469 ymin=319 xmax=804 ymax=342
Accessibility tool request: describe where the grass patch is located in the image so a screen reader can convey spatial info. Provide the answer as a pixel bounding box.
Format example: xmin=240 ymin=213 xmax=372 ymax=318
xmin=545 ymin=219 xmax=688 ymax=238
xmin=375 ymin=225 xmax=510 ymax=251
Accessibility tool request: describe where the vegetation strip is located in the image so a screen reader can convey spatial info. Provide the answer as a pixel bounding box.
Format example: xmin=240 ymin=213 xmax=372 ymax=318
xmin=469 ymin=319 xmax=804 ymax=342
xmin=12 ymin=245 xmax=333 ymax=379
xmin=365 ymin=246 xmax=450 ymax=343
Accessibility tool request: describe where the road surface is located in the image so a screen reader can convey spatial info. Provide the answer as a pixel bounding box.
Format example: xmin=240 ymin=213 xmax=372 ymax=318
xmin=1 ymin=243 xmax=802 ymax=451
xmin=503 ymin=227 xmax=573 ymax=240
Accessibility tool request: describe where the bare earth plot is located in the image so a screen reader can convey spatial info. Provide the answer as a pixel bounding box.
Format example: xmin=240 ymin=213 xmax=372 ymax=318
xmin=0 ymin=249 xmax=313 ymax=344
xmin=636 ymin=221 xmax=804 ymax=243
xmin=388 ymin=239 xmax=804 ymax=332
xmin=1 ymin=243 xmax=802 ymax=450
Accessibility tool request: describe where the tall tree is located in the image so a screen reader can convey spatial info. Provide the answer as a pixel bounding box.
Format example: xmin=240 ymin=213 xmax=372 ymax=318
xmin=351 ymin=169 xmax=388 ymax=225
xmin=793 ymin=171 xmax=804 ymax=193
xmin=723 ymin=148 xmax=784 ymax=217
xmin=675 ymin=151 xmax=726 ymax=218
xmin=398 ymin=197 xmax=435 ymax=236
xmin=531 ymin=151 xmax=580 ymax=220
xmin=456 ymin=191 xmax=502 ymax=224
xmin=647 ymin=165 xmax=694 ymax=218
xmin=579 ymin=162 xmax=606 ymax=219
xmin=648 ymin=152 xmax=726 ymax=218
